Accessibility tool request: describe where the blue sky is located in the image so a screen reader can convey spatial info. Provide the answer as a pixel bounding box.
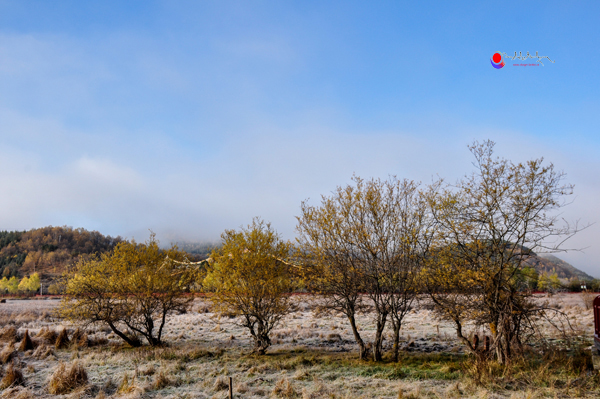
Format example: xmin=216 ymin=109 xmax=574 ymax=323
xmin=0 ymin=1 xmax=599 ymax=276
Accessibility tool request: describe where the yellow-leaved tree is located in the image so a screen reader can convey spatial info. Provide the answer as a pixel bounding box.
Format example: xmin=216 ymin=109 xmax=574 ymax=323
xmin=6 ymin=276 xmax=19 ymax=293
xmin=58 ymin=234 xmax=202 ymax=346
xmin=296 ymin=176 xmax=434 ymax=361
xmin=424 ymin=140 xmax=584 ymax=363
xmin=537 ymin=272 xmax=562 ymax=293
xmin=17 ymin=273 xmax=41 ymax=293
xmin=204 ymin=218 xmax=295 ymax=355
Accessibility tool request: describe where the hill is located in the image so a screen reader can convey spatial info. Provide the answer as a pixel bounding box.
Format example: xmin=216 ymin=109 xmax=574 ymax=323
xmin=532 ymin=253 xmax=595 ymax=281
xmin=0 ymin=226 xmax=124 ymax=279
xmin=0 ymin=227 xmax=209 ymax=287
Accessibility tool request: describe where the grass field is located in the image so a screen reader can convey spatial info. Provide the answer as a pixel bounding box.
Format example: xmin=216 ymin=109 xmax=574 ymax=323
xmin=0 ymin=293 xmax=597 ymax=398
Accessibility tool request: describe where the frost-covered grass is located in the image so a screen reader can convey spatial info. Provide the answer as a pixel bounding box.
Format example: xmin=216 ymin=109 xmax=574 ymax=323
xmin=0 ymin=293 xmax=596 ymax=398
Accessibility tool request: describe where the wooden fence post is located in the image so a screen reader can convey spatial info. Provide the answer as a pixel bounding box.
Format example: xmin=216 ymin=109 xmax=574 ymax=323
xmin=229 ymin=376 xmax=233 ymax=399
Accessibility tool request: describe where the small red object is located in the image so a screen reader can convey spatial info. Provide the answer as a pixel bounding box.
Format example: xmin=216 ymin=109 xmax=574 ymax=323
xmin=593 ymin=296 xmax=600 ymax=351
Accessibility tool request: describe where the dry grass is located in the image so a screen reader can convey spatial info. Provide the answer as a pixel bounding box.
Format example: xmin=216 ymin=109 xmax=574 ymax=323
xmin=0 ymin=362 xmax=25 ymax=389
xmin=462 ymin=347 xmax=598 ymax=395
xmin=0 ymin=387 xmax=34 ymax=399
xmin=581 ymin=292 xmax=597 ymax=310
xmin=273 ymin=377 xmax=297 ymax=398
xmin=18 ymin=329 xmax=34 ymax=352
xmin=213 ymin=375 xmax=229 ymax=391
xmin=0 ymin=326 xmax=18 ymax=343
xmin=0 ymin=296 xmax=593 ymax=398
xmin=32 ymin=344 xmax=54 ymax=359
xmin=117 ymin=373 xmax=140 ymax=395
xmin=54 ymin=328 xmax=69 ymax=349
xmin=0 ymin=343 xmax=16 ymax=365
xmin=152 ymin=370 xmax=173 ymax=389
xmin=47 ymin=361 xmax=88 ymax=394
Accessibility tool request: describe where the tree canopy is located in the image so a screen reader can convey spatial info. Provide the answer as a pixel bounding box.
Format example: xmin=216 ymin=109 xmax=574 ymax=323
xmin=58 ymin=234 xmax=201 ymax=346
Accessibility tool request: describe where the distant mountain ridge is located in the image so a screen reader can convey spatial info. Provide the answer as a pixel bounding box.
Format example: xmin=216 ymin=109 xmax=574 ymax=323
xmin=531 ymin=253 xmax=595 ymax=281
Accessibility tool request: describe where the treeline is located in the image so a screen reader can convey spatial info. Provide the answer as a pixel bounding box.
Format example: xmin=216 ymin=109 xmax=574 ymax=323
xmin=59 ymin=141 xmax=591 ymax=366
xmin=0 ymin=226 xmax=123 ymax=279
xmin=517 ymin=267 xmax=600 ymax=293
xmin=0 ymin=272 xmax=41 ymax=294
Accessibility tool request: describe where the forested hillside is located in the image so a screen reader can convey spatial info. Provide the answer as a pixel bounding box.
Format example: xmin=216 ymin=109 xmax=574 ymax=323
xmin=534 ymin=253 xmax=594 ymax=281
xmin=0 ymin=226 xmax=123 ymax=279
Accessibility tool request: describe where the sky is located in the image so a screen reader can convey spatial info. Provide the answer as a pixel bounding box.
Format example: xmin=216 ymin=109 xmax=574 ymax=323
xmin=0 ymin=1 xmax=599 ymax=276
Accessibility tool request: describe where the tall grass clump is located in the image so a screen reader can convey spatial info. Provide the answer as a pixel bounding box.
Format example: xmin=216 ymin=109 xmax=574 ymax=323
xmin=463 ymin=347 xmax=599 ymax=395
xmin=47 ymin=361 xmax=88 ymax=394
xmin=0 ymin=362 xmax=25 ymax=389
xmin=18 ymin=330 xmax=34 ymax=352
xmin=54 ymin=328 xmax=70 ymax=349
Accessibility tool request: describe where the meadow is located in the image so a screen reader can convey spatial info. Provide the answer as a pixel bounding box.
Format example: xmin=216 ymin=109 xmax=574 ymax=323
xmin=0 ymin=293 xmax=597 ymax=399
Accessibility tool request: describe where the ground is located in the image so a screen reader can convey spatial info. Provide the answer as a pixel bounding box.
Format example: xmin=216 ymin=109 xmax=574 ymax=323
xmin=0 ymin=293 xmax=597 ymax=398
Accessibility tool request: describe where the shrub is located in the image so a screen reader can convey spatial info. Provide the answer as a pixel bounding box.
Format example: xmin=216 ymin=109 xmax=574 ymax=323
xmin=47 ymin=361 xmax=88 ymax=394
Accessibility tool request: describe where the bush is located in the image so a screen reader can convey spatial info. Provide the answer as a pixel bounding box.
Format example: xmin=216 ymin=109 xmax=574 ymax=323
xmin=47 ymin=361 xmax=88 ymax=394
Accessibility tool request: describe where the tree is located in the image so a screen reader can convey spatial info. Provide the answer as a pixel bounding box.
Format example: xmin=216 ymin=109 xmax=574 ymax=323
xmin=17 ymin=273 xmax=41 ymax=293
xmin=58 ymin=234 xmax=201 ymax=347
xmin=515 ymin=266 xmax=539 ymax=291
xmin=7 ymin=276 xmax=19 ymax=293
xmin=17 ymin=276 xmax=30 ymax=292
xmin=28 ymin=272 xmax=41 ymax=292
xmin=538 ymin=271 xmax=562 ymax=293
xmin=297 ymin=176 xmax=432 ymax=361
xmin=424 ymin=140 xmax=582 ymax=363
xmin=204 ymin=218 xmax=295 ymax=355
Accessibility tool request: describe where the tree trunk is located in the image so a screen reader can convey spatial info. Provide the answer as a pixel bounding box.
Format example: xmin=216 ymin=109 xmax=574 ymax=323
xmin=107 ymin=322 xmax=141 ymax=347
xmin=391 ymin=320 xmax=401 ymax=362
xmin=251 ymin=320 xmax=271 ymax=355
xmin=373 ymin=312 xmax=388 ymax=362
xmin=347 ymin=313 xmax=369 ymax=360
